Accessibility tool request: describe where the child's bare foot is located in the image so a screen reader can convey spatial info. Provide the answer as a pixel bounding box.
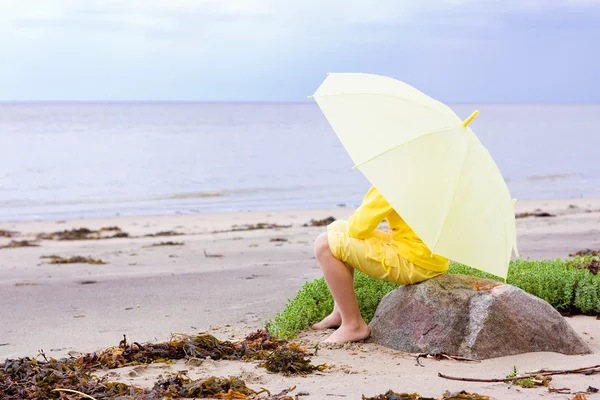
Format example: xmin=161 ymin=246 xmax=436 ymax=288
xmin=323 ymin=321 xmax=370 ymax=343
xmin=311 ymin=311 xmax=342 ymax=330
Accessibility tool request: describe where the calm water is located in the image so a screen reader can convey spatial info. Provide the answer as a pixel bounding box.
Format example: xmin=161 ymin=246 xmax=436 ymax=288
xmin=1 ymin=103 xmax=599 ymax=222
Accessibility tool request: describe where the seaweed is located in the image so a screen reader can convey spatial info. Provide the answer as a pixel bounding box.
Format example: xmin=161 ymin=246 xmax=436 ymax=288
xmin=41 ymin=255 xmax=107 ymax=265
xmin=1 ymin=360 xmax=282 ymax=400
xmin=38 ymin=227 xmax=129 ymax=241
xmin=302 ymin=217 xmax=335 ymax=227
xmin=101 ymin=226 xmax=122 ymax=231
xmin=0 ymin=331 xmax=311 ymax=400
xmin=146 ymin=241 xmax=184 ymax=247
xmin=0 ymin=354 xmax=144 ymax=400
xmin=570 ymin=249 xmax=600 ymax=257
xmin=14 ymin=282 xmax=40 ymax=287
xmin=362 ymin=391 xmax=436 ymax=400
xmin=362 ymin=391 xmax=492 ymax=400
xmin=75 ymin=330 xmax=316 ymax=372
xmin=214 ymin=223 xmax=292 ymax=234
xmin=241 ymin=329 xmax=287 ymax=352
xmin=0 ymin=240 xmax=40 ymax=249
xmin=35 ymin=227 xmax=191 ymax=242
xmin=156 ymin=373 xmax=263 ymax=398
xmin=0 ymin=229 xmax=18 ymax=237
xmin=153 ymin=374 xmax=300 ymax=399
xmin=441 ymin=392 xmax=492 ymax=400
xmin=515 ymin=211 xmax=555 ymax=219
xmin=176 ymin=330 xmax=289 ymax=363
xmin=204 ymin=250 xmax=225 ymax=258
xmin=259 ymin=344 xmax=327 ymax=375
xmin=144 ymin=231 xmax=184 ymax=238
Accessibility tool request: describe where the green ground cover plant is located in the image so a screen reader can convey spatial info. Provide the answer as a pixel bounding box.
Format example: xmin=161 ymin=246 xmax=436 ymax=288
xmin=267 ymin=257 xmax=600 ymax=339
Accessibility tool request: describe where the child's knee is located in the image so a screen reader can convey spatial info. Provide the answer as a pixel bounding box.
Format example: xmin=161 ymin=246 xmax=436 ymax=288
xmin=314 ymin=233 xmax=332 ymax=259
xmin=327 ymin=219 xmax=347 ymax=233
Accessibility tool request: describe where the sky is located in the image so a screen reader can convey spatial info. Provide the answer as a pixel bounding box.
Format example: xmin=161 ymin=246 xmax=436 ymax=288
xmin=0 ymin=0 xmax=599 ymax=102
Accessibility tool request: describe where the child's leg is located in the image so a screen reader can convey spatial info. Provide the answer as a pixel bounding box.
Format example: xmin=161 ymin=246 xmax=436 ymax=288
xmin=311 ymin=268 xmax=354 ymax=330
xmin=313 ymin=233 xmax=370 ymax=343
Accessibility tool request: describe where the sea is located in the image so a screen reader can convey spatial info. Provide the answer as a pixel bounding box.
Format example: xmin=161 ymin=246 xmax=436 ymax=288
xmin=1 ymin=103 xmax=599 ymax=222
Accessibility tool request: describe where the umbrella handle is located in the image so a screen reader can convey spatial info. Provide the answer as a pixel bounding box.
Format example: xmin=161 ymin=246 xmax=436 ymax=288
xmin=463 ymin=110 xmax=479 ymax=127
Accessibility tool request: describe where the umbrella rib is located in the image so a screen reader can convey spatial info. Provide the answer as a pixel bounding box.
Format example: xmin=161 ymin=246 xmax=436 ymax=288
xmin=429 ymin=137 xmax=471 ymax=256
xmin=312 ymin=92 xmax=461 ymax=123
xmin=353 ymin=126 xmax=456 ymax=169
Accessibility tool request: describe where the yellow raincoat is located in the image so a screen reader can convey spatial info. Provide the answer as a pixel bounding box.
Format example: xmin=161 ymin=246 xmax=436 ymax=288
xmin=327 ymin=186 xmax=449 ymax=285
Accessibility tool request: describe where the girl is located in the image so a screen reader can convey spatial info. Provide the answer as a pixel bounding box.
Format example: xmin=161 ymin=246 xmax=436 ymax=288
xmin=312 ymin=186 xmax=449 ymax=343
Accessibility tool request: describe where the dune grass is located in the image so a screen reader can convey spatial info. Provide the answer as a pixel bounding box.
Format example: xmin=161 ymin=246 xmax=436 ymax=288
xmin=266 ymin=256 xmax=600 ymax=339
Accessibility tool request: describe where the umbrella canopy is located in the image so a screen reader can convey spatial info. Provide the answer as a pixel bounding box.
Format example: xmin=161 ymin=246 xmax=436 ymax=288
xmin=311 ymin=72 xmax=518 ymax=279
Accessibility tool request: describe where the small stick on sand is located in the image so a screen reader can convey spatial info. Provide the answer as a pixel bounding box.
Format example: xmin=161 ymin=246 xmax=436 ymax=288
xmin=416 ymin=353 xmax=479 ymax=367
xmin=204 ymin=249 xmax=224 ymax=258
xmin=438 ymin=364 xmax=600 ymax=382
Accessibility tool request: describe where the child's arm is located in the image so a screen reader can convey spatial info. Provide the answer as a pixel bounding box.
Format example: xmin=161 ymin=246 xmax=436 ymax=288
xmin=347 ymin=187 xmax=392 ymax=239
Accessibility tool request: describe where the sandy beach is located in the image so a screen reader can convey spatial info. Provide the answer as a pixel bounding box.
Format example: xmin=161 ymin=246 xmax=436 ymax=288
xmin=1 ymin=197 xmax=600 ymax=399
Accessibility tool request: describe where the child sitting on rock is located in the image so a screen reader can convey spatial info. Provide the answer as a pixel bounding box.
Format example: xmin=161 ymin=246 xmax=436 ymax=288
xmin=312 ymin=186 xmax=449 ymax=342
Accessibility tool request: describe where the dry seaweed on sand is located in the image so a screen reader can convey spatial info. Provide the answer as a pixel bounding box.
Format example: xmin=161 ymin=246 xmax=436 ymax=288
xmin=241 ymin=329 xmax=288 ymax=352
xmin=14 ymin=282 xmax=40 ymax=287
xmin=270 ymin=238 xmax=289 ymax=242
xmin=0 ymin=240 xmax=40 ymax=249
xmin=204 ymin=249 xmax=225 ymax=258
xmin=515 ymin=211 xmax=555 ymax=218
xmin=41 ymin=255 xmax=107 ymax=265
xmin=170 ymin=331 xmax=323 ymax=374
xmin=259 ymin=343 xmax=327 ymax=375
xmin=572 ymin=394 xmax=588 ymax=400
xmin=101 ymin=226 xmax=122 ymax=231
xmin=153 ymin=373 xmax=301 ymax=399
xmin=0 ymin=354 xmax=144 ymax=400
xmin=146 ymin=241 xmax=185 ymax=247
xmin=570 ymin=249 xmax=600 ymax=257
xmin=154 ymin=373 xmax=264 ymax=398
xmin=80 ymin=330 xmax=320 ymax=373
xmin=362 ymin=391 xmax=435 ymax=400
xmin=214 ymin=223 xmax=292 ymax=234
xmin=1 ymin=358 xmax=284 ymax=400
xmin=38 ymin=227 xmax=129 ymax=241
xmin=302 ymin=217 xmax=336 ymax=227
xmin=0 ymin=229 xmax=18 ymax=237
xmin=258 ymin=386 xmax=301 ymax=400
xmin=0 ymin=331 xmax=313 ymax=400
xmin=144 ymin=230 xmax=185 ymax=237
xmin=441 ymin=391 xmax=493 ymax=400
xmin=362 ymin=391 xmax=492 ymax=400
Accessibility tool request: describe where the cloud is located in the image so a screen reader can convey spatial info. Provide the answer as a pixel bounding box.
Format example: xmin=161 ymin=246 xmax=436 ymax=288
xmin=3 ymin=0 xmax=598 ymax=46
xmin=2 ymin=1 xmax=579 ymax=34
xmin=0 ymin=0 xmax=598 ymax=101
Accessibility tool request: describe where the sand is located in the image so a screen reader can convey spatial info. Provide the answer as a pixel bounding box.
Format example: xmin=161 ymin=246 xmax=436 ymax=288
xmin=1 ymin=197 xmax=600 ymax=399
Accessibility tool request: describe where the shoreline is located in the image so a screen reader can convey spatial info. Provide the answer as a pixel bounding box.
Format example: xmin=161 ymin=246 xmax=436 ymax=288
xmin=2 ymin=194 xmax=600 ymax=225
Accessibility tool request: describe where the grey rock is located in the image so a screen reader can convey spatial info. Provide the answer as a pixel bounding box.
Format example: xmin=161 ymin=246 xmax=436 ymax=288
xmin=368 ymin=274 xmax=591 ymax=359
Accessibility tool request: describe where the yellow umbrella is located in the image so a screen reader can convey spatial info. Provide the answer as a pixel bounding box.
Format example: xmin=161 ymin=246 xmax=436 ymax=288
xmin=310 ymin=72 xmax=518 ymax=279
